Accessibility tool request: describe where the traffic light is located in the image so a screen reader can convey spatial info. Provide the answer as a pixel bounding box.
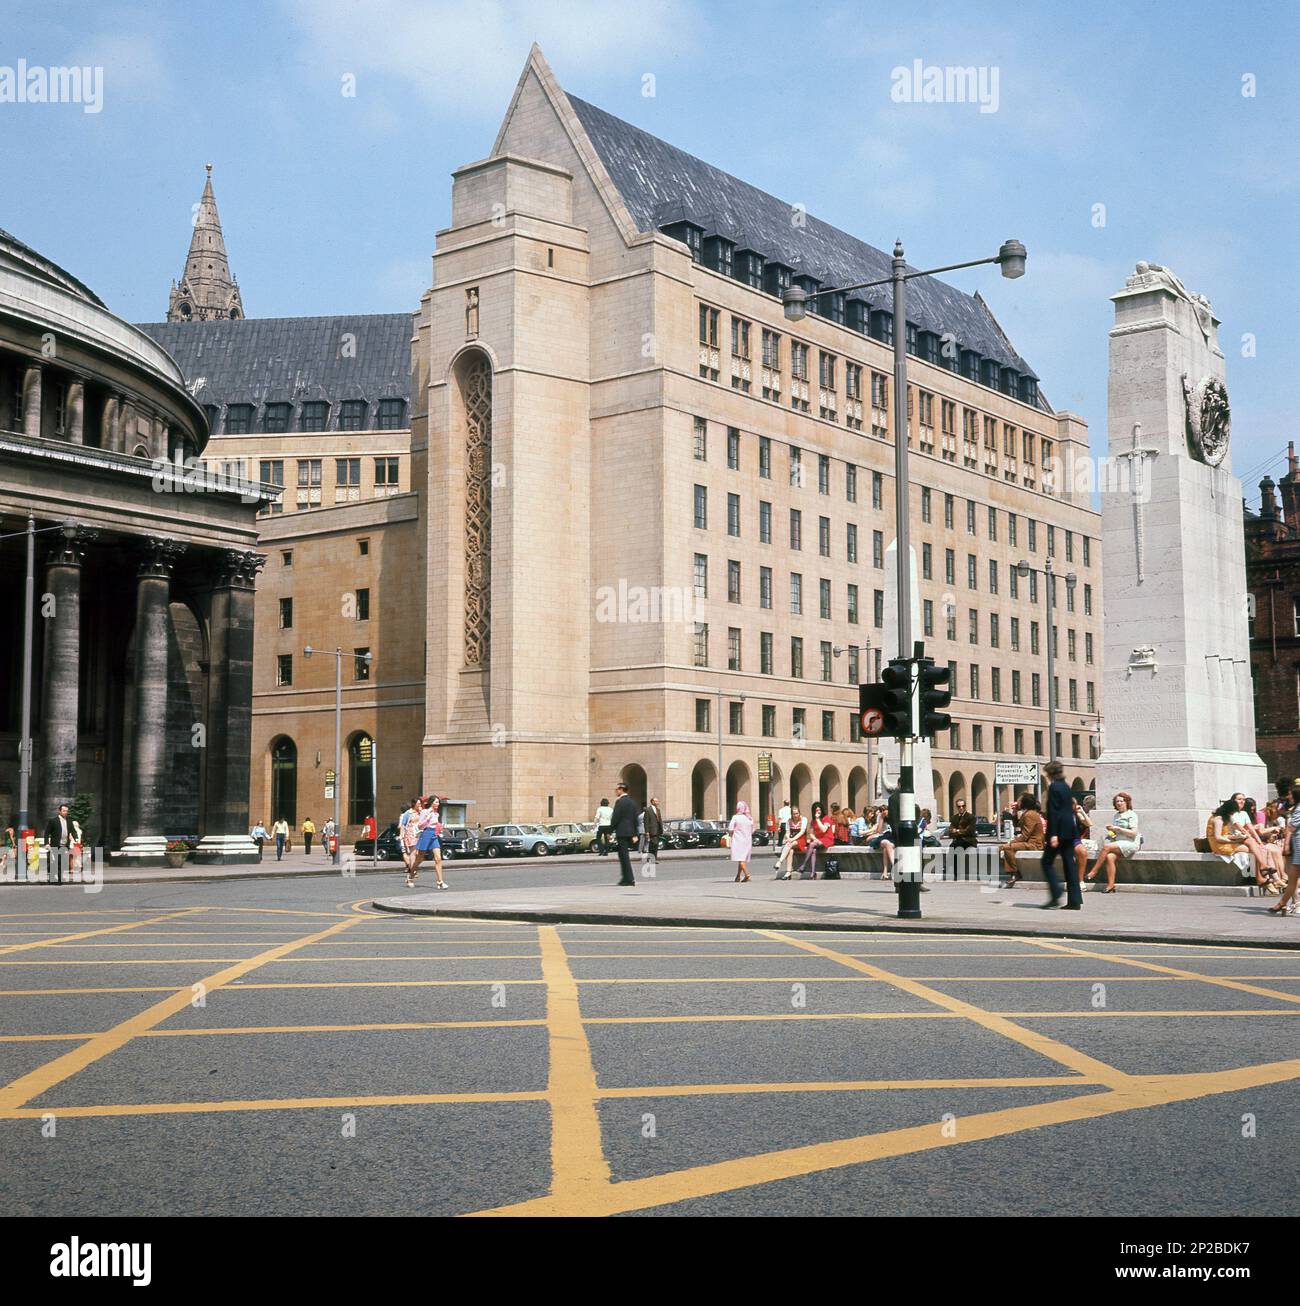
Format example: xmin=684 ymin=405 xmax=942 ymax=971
xmin=918 ymin=657 xmax=953 ymax=737
xmin=879 ymin=657 xmax=914 ymax=738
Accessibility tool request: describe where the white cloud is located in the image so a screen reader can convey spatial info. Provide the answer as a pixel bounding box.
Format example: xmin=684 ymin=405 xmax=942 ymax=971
xmin=281 ymin=0 xmax=701 ymax=112
xmin=70 ymin=29 xmax=172 ymax=104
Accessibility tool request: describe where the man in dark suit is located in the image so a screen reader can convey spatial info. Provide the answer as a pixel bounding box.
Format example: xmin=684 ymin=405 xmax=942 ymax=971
xmin=43 ymin=803 xmax=73 ymax=885
xmin=609 ymin=782 xmax=639 ymax=886
xmin=1041 ymin=760 xmax=1082 ymax=909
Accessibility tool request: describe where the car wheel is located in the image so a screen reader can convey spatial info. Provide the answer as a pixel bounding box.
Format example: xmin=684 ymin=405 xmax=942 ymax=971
xmin=486 ymin=845 xmax=499 ymax=858
xmin=532 ymin=843 xmax=548 ymax=857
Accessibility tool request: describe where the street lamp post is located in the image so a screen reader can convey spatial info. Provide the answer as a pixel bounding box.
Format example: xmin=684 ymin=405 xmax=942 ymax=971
xmin=304 ymin=645 xmax=371 ymax=866
xmin=834 ymin=638 xmax=872 ymax=799
xmin=1015 ymin=557 xmax=1076 ymax=767
xmin=786 ymin=238 xmax=1026 ymax=918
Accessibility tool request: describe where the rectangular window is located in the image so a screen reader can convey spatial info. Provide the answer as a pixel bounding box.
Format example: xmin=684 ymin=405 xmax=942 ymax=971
xmin=819 ymin=578 xmax=831 ymax=620
xmin=946 ymin=604 xmax=957 ymax=641
xmin=281 ymin=550 xmax=293 ymax=568
xmin=300 ymin=401 xmax=329 ymax=432
xmin=922 ymin=542 xmax=932 ymax=579
xmin=694 ymin=416 xmax=707 ymax=460
xmin=818 ymin=515 xmax=831 ymax=557
xmin=990 ymin=612 xmax=1000 ymax=648
xmin=1028 ymin=519 xmax=1038 ymax=552
xmin=969 ymin=610 xmax=979 ymax=645
xmin=1085 ymin=632 xmax=1094 ymax=664
xmin=818 ymin=453 xmax=830 ymax=495
xmin=276 ymin=654 xmax=293 ymax=687
xmin=761 ymin=330 xmax=781 ymax=400
xmin=945 ymin=548 xmax=955 ymax=586
xmin=967 ymin=500 xmax=976 ymax=535
xmin=762 ymin=703 xmax=776 ymax=736
xmin=789 ymin=509 xmax=802 ymax=550
xmin=967 ymin=554 xmax=977 ymax=590
xmin=338 ymin=400 xmax=367 ymax=431
xmin=848 ymin=645 xmax=861 ymax=684
xmin=790 ymin=573 xmax=803 ymax=615
xmin=727 ymin=492 xmax=740 ymax=537
xmin=263 ymin=402 xmax=291 ymax=433
xmin=970 ymin=665 xmax=980 ymax=699
xmin=989 ymin=559 xmax=998 ymax=594
xmin=848 ymin=584 xmax=859 ymax=625
xmin=923 ymin=598 xmax=933 ymax=636
xmin=994 ymin=725 xmax=1004 ymax=753
xmin=1083 ymin=537 xmax=1091 ymax=567
xmin=921 ymin=487 xmax=932 ymax=522
xmin=822 ymin=710 xmax=835 ymax=742
xmin=988 ymin=506 xmax=997 ymax=541
xmin=1087 ymin=681 xmax=1096 ymax=713
xmin=759 ymin=566 xmax=772 ymax=609
xmin=694 ymin=623 xmax=709 ymax=667
xmin=278 ymin=597 xmax=293 ymax=629
xmin=699 ymin=306 xmax=720 ymax=380
xmin=789 ymin=446 xmax=803 ymax=488
xmin=790 ymin=342 xmax=810 ymax=411
xmin=1010 ymin=617 xmax=1020 ymax=651
xmin=693 ymin=553 xmax=708 ymax=598
xmin=820 ymin=640 xmax=832 ymax=682
xmin=1066 ymin=529 xmax=1074 ymax=563
xmin=761 ymin=632 xmax=774 ymax=675
xmin=1012 ymin=669 xmax=1022 ymax=704
xmin=374 ymin=457 xmax=399 ymax=489
xmin=354 ymin=648 xmax=371 ymax=681
xmin=1010 ymin=568 xmax=1019 ymax=600
xmin=694 ymin=485 xmax=708 ymax=530
xmin=873 ymin=530 xmax=884 ymax=569
xmin=972 ymin=724 xmax=983 ymax=752
xmin=225 ymin=403 xmax=253 ymax=434
xmin=730 ymin=319 xmax=752 ymax=391
xmin=727 ymin=427 xmax=740 ymax=469
xmin=1048 ymin=524 xmax=1056 ymax=556
xmin=873 ymin=589 xmax=884 ymax=628
xmin=696 ymin=698 xmax=710 ymax=733
xmin=728 ymin=559 xmax=741 ymax=603
xmin=336 ymin=457 xmax=360 ymax=486
xmin=872 ymin=471 xmax=883 ymax=510
xmin=944 ymin=494 xmax=954 ymax=529
xmin=950 ymin=723 xmax=961 ymax=750
xmin=1084 ymin=584 xmax=1093 ymax=616
xmin=759 ymin=436 xmax=771 ymax=479
xmin=791 ymin=637 xmax=804 ymax=679
xmin=1031 ymin=672 xmax=1041 ymax=706
xmin=991 ymin=668 xmax=1001 ymax=703
xmin=728 ymin=627 xmax=742 ymax=671
xmin=377 ymin=398 xmax=405 ymax=430
xmin=355 ymin=587 xmax=370 ymax=621
xmin=793 ymin=707 xmax=806 ymax=740
xmin=297 ymin=458 xmax=322 ymax=487
xmin=1014 ymin=728 xmax=1024 ymax=755
xmin=730 ymin=701 xmax=744 ymax=734
xmin=1008 ymin=513 xmax=1017 ymax=547
xmin=759 ymin=501 xmax=772 ymax=544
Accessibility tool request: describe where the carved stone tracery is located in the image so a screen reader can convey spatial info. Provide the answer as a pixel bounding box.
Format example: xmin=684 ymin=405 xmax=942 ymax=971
xmin=462 ymin=355 xmax=492 ymax=668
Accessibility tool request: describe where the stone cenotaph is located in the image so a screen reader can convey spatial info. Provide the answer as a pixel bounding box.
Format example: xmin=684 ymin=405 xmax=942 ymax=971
xmin=1096 ymin=262 xmax=1266 ymax=850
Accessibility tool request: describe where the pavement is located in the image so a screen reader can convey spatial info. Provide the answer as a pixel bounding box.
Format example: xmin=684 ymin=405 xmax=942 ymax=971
xmin=376 ymin=868 xmax=1298 ymax=948
xmin=0 ymin=872 xmax=1296 ymax=1217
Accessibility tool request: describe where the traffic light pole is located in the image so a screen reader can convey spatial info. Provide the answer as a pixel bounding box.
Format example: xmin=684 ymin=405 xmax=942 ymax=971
xmin=890 ymin=245 xmax=922 ymax=919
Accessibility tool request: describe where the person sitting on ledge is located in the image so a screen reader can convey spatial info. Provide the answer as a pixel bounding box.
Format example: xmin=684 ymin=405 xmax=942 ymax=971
xmin=1085 ymin=792 xmax=1141 ymax=893
xmin=1267 ymin=785 xmax=1300 ymax=916
xmin=999 ymin=792 xmax=1044 ymax=889
xmin=1206 ymin=796 xmax=1257 ymax=883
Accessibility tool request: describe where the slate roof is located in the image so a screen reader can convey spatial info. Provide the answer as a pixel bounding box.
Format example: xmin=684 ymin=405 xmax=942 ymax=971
xmin=137 ymin=314 xmax=413 ymax=429
xmin=567 ymin=95 xmax=1043 ymax=396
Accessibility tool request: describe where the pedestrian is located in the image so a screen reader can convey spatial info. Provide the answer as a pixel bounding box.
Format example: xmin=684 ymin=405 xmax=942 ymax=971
xmin=322 ymin=817 xmax=336 ymax=858
xmin=947 ymin=798 xmax=978 ymax=851
xmin=1267 ymin=784 xmax=1300 ymax=916
xmin=999 ymin=792 xmax=1044 ymax=887
xmin=400 ymin=797 xmax=421 ymax=879
xmin=272 ymin=816 xmax=289 ymax=861
xmin=409 ymin=795 xmax=448 ymax=890
xmin=594 ymin=797 xmax=614 ymax=856
xmin=1 ymin=817 xmax=15 ymax=880
xmin=361 ymin=813 xmax=377 ymax=847
xmin=765 ymin=810 xmax=778 ymax=847
xmin=1086 ymin=792 xmax=1141 ymax=893
xmin=609 ymin=782 xmax=639 ymax=886
xmin=1041 ymin=760 xmax=1082 ymax=909
xmin=643 ymin=797 xmax=663 ymax=876
xmin=777 ymin=799 xmax=792 ymax=845
xmin=729 ymin=799 xmax=754 ymax=882
xmin=301 ymin=817 xmax=315 ymax=855
xmin=250 ymin=819 xmax=268 ymax=862
xmin=777 ymin=806 xmax=806 ymax=879
xmin=42 ymin=802 xmax=76 ymax=883
xmin=864 ymin=802 xmax=894 ymax=879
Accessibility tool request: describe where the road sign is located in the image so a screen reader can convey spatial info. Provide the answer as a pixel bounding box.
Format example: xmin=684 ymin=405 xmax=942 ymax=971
xmin=860 ymin=706 xmax=885 ymax=736
xmin=995 ymin=761 xmax=1040 ymax=786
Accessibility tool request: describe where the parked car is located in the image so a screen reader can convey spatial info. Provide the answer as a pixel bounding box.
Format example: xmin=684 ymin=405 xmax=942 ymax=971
xmin=545 ymin=821 xmax=597 ymax=853
xmin=352 ymin=822 xmax=404 ymax=861
xmin=438 ymin=825 xmax=479 ymax=859
xmin=675 ymin=819 xmax=728 ymax=848
xmin=659 ymin=819 xmax=700 ymax=851
xmin=974 ymin=818 xmax=998 ymax=837
xmin=477 ymin=823 xmax=579 ymax=857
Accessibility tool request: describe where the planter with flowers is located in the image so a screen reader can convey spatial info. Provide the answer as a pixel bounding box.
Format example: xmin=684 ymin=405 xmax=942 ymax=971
xmin=164 ymin=840 xmax=191 ymax=869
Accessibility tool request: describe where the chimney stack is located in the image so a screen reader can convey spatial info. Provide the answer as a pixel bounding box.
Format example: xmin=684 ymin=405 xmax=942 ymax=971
xmin=1280 ymin=441 xmax=1300 ymax=530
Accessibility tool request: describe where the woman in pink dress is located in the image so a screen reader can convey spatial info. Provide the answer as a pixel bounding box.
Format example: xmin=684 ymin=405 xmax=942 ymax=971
xmin=729 ymin=799 xmax=754 ymax=882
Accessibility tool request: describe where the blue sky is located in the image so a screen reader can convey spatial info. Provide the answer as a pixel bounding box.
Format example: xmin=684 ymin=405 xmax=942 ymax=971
xmin=3 ymin=0 xmax=1297 ymax=496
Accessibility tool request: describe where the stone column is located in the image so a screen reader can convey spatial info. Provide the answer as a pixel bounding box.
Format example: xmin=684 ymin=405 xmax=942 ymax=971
xmin=102 ymin=395 xmax=118 ymax=452
xmin=194 ymin=549 xmax=265 ymax=865
xmin=66 ymin=380 xmax=84 ymax=444
xmin=38 ymin=528 xmax=97 ymax=815
xmin=115 ymin=536 xmax=186 ymax=863
xmin=151 ymin=415 xmax=167 ymax=461
xmin=22 ymin=364 xmax=42 ymax=439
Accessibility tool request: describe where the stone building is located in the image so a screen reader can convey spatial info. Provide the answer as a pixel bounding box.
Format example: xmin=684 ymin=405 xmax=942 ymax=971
xmin=414 ymin=47 xmax=1104 ymax=824
xmin=1245 ymin=447 xmax=1300 ymax=786
xmin=0 ymin=225 xmax=267 ymax=861
xmin=140 ymin=167 xmax=425 ymax=837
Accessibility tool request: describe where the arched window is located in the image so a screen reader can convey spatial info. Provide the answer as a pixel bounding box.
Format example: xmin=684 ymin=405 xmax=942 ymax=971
xmin=270 ymin=737 xmax=297 ymax=826
xmin=348 ymin=733 xmax=375 ymax=827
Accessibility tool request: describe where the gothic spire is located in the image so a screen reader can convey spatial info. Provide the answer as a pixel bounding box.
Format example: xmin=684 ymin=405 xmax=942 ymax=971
xmin=167 ymin=163 xmax=244 ymax=322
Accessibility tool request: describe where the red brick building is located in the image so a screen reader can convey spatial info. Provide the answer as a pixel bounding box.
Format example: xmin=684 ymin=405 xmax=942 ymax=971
xmin=1245 ymin=443 xmax=1300 ymax=788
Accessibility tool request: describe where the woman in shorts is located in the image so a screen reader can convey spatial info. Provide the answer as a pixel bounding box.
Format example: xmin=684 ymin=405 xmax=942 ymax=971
xmin=410 ymin=796 xmax=448 ymax=891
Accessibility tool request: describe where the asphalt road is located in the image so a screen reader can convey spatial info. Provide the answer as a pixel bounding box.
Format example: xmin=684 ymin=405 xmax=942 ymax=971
xmin=0 ymin=867 xmax=1297 ymax=1216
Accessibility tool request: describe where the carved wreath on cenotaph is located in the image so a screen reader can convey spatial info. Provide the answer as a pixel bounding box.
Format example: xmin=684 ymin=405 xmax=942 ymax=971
xmin=1181 ymin=373 xmax=1231 ymax=467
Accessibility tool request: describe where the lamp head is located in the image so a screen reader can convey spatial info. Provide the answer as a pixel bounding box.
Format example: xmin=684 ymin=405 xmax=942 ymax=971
xmin=781 ymin=286 xmax=810 ymax=322
xmin=1015 ymin=560 xmax=1031 ymax=577
xmin=998 ymin=239 xmax=1027 ymax=279
xmin=303 ymin=645 xmax=313 ymax=659
xmin=1066 ymin=572 xmax=1078 ymax=589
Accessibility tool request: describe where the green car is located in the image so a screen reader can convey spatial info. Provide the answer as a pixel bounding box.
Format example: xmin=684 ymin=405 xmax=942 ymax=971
xmin=544 ymin=822 xmax=598 ymax=853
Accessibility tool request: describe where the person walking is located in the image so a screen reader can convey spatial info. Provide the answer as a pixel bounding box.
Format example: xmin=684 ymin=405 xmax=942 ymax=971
xmin=301 ymin=817 xmax=315 ymax=856
xmin=609 ymin=783 xmax=639 ymax=886
xmin=400 ymin=797 xmax=422 ymax=880
xmin=999 ymin=792 xmax=1044 ymax=888
xmin=1 ymin=818 xmax=15 ymax=881
xmin=1041 ymin=760 xmax=1082 ymax=909
xmin=409 ymin=796 xmax=448 ymax=890
xmin=43 ymin=803 xmax=75 ymax=884
xmin=1267 ymin=784 xmax=1300 ymax=916
xmin=250 ymin=820 xmax=268 ymax=862
xmin=594 ymin=797 xmax=614 ymax=857
xmin=272 ymin=817 xmax=289 ymax=861
xmin=643 ymin=797 xmax=663 ymax=876
xmin=729 ymin=799 xmax=754 ymax=882
xmin=777 ymin=806 xmax=807 ymax=879
xmin=1086 ymin=792 xmax=1141 ymax=893
xmin=777 ymin=800 xmax=792 ymax=846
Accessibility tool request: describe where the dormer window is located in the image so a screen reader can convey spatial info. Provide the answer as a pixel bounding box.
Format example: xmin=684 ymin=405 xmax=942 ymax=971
xmin=869 ymin=309 xmax=893 ymax=345
xmin=763 ymin=262 xmax=792 ymax=298
xmin=301 ymin=401 xmax=330 ymax=432
xmin=338 ymin=400 xmax=367 ymax=431
xmin=905 ymin=323 xmax=919 ymax=357
xmin=825 ymin=292 xmax=846 ymax=325
xmin=793 ymin=275 xmax=821 ymax=314
xmin=377 ymin=398 xmax=406 ymax=430
xmin=225 ymin=403 xmax=253 ymax=434
xmin=1019 ymin=377 xmax=1038 ymax=406
xmin=1000 ymin=368 xmax=1018 ymax=396
xmin=663 ymin=221 xmax=703 ymax=262
xmin=918 ymin=331 xmax=940 ymax=365
xmin=847 ymin=299 xmax=870 ymax=334
xmin=735 ymin=250 xmax=763 ymax=288
xmin=703 ymin=236 xmax=733 ymax=277
xmin=980 ymin=359 xmax=999 ymax=389
xmin=961 ymin=350 xmax=980 ymax=381
xmin=264 ymin=402 xmax=291 ymax=432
